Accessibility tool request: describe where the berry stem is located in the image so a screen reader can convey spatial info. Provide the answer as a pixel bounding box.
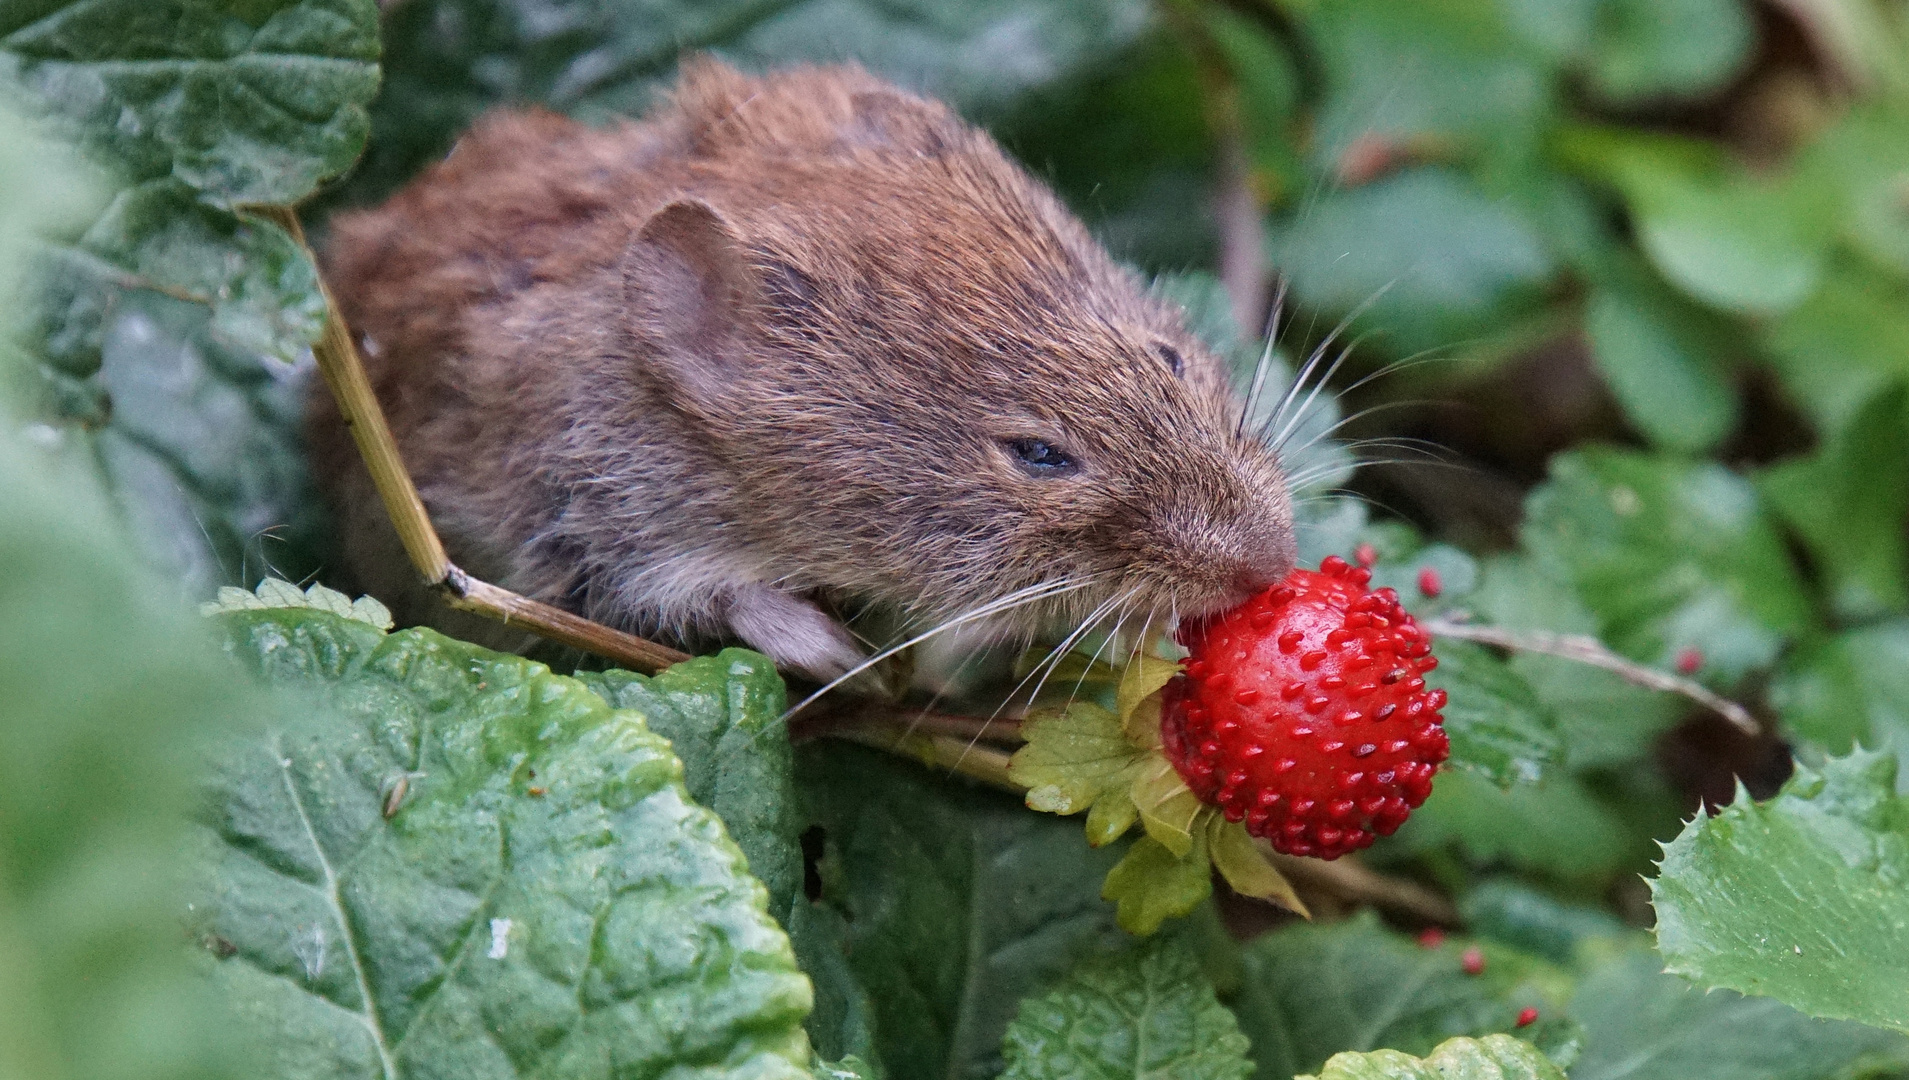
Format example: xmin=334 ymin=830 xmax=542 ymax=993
xmin=1424 ymin=619 xmax=1759 ymax=737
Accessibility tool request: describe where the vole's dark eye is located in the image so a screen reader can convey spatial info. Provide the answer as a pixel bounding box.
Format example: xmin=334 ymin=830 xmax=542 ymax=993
xmin=1154 ymin=342 xmax=1184 ymax=377
xmin=1007 ymin=437 xmax=1079 ymax=476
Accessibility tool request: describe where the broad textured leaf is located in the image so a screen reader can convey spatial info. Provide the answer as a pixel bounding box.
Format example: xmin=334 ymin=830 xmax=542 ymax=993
xmin=1760 ymin=385 xmax=1909 ymax=620
xmin=1771 ymin=621 xmax=1909 ymax=761
xmin=787 ymin=899 xmax=883 ymax=1071
xmin=1 ymin=0 xmax=381 ymax=206
xmin=1232 ymin=912 xmax=1557 ymax=1080
xmin=1272 ymin=168 xmax=1556 ymax=354
xmin=1468 ymin=555 xmax=1682 ymax=768
xmin=1425 ymin=640 xmax=1561 ymax=787
xmin=6 ymin=0 xmax=380 ymax=593
xmin=1385 ymin=769 xmax=1633 ymax=883
xmin=1568 ymin=949 xmax=1903 ymax=1080
xmin=198 ymin=608 xmax=814 ymax=1079
xmin=576 ymin=650 xmax=802 ymax=920
xmin=1652 ymin=749 xmax=1909 ymax=1033
xmin=356 ymin=0 xmax=1153 ymax=206
xmin=0 ymin=104 xmax=246 ymax=1078
xmin=799 ymin=743 xmax=1130 ymax=1080
xmin=1584 ymin=276 xmax=1737 ymax=453
xmin=1000 ymin=940 xmax=1252 ymax=1080
xmin=1522 ymin=448 xmax=1812 ymax=679
xmin=1297 ymin=1035 xmax=1564 ymax=1080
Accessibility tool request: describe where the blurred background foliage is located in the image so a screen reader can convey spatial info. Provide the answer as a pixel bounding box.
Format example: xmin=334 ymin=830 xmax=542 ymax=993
xmin=8 ymin=0 xmax=1909 ymax=1077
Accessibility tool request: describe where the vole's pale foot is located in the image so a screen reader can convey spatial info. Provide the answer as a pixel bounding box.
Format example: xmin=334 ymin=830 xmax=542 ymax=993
xmin=727 ymin=583 xmax=864 ymax=681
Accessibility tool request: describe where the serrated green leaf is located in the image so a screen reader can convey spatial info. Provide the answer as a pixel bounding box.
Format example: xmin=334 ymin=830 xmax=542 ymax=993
xmin=798 ymin=744 xmax=1129 ymax=1080
xmin=1101 ymin=834 xmax=1212 ymax=937
xmin=1651 ymin=749 xmax=1909 ymax=1033
xmin=1569 ymin=948 xmax=1903 ymax=1080
xmin=1011 ymin=703 xmax=1151 ymax=820
xmin=1000 ymin=939 xmax=1252 ymax=1080
xmin=575 ymin=650 xmax=802 ymax=921
xmin=1761 ymin=385 xmax=1909 ymax=620
xmin=202 ymin=577 xmax=392 ymax=629
xmin=1522 ymin=448 xmax=1812 ymax=679
xmin=1297 ymin=1034 xmax=1564 ymax=1080
xmin=199 ymin=608 xmax=814 ymax=1079
xmin=1771 ymin=621 xmax=1909 ymax=761
xmin=1233 ymin=912 xmax=1563 ymax=1080
xmin=0 ymin=110 xmax=247 ymax=1075
xmin=1426 ymin=640 xmax=1561 ymax=787
xmin=2 ymin=0 xmax=380 ymax=206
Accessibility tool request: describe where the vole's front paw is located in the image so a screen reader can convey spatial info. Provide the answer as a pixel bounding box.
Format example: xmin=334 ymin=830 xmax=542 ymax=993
xmin=726 ymin=583 xmax=864 ymax=682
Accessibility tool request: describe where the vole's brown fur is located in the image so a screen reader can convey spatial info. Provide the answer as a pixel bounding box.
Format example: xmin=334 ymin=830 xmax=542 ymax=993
xmin=312 ymin=59 xmax=1296 ymax=677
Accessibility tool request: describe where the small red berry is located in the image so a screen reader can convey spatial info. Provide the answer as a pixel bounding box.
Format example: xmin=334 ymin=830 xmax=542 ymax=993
xmin=1417 ymin=566 xmax=1443 ymax=598
xmin=1461 ymin=946 xmax=1485 ymax=976
xmin=1162 ymin=558 xmax=1445 ymax=860
xmin=1354 ymin=543 xmax=1378 ymax=568
xmin=1515 ymin=1007 xmax=1539 ymax=1028
xmin=1675 ymin=647 xmax=1703 ymax=675
xmin=1417 ymin=927 xmax=1446 ymax=949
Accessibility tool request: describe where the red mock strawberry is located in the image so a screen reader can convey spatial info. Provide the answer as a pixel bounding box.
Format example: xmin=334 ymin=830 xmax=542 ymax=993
xmin=1159 ymin=554 xmax=1446 ymax=860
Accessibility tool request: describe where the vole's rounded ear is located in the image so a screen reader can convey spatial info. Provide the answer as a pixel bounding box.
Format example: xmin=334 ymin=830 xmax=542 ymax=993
xmin=625 ymin=198 xmax=756 ymax=407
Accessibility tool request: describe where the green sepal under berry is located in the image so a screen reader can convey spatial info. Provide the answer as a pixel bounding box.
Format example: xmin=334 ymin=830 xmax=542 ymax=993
xmin=1010 ymin=651 xmax=1306 ymax=934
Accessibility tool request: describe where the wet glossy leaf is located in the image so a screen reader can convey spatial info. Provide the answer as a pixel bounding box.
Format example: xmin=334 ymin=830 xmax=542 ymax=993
xmin=199 ymin=608 xmax=814 ymax=1079
xmin=1568 ymin=948 xmax=1903 ymax=1080
xmin=1000 ymin=939 xmax=1252 ymax=1080
xmin=1297 ymin=1034 xmax=1564 ymax=1080
xmin=1652 ymin=750 xmax=1909 ymax=1033
xmin=1522 ymin=448 xmax=1812 ymax=679
xmin=1233 ymin=912 xmax=1559 ymax=1080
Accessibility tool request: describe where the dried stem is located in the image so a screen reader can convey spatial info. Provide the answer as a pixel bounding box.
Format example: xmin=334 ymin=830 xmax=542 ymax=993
xmin=253 ymin=204 xmax=689 ymax=674
xmin=1426 ymin=618 xmax=1760 ymax=737
xmin=1267 ymin=852 xmax=1459 ymax=926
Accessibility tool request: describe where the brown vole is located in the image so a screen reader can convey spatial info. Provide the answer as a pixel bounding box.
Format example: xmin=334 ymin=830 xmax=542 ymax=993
xmin=311 ymin=58 xmax=1296 ymax=679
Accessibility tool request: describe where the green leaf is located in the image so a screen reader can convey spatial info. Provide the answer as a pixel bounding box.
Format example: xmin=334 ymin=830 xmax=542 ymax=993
xmin=788 ymin=899 xmax=884 ymax=1073
xmin=1426 ymin=640 xmax=1562 ymax=787
xmin=1272 ymin=168 xmax=1556 ymax=355
xmin=1568 ymin=948 xmax=1904 ymax=1080
xmin=202 ymin=576 xmax=393 ymax=628
xmin=1468 ymin=555 xmax=1683 ymax=768
xmin=1296 ymin=1034 xmax=1565 ymax=1080
xmin=1012 ymin=702 xmax=1151 ymax=822
xmin=1583 ymin=275 xmax=1738 ymax=453
xmin=1233 ymin=912 xmax=1560 ymax=1080
xmin=199 ymin=608 xmax=815 ymax=1079
xmin=1386 ymin=769 xmax=1633 ymax=883
xmin=575 ymin=649 xmax=802 ymax=921
xmin=1459 ymin=880 xmax=1627 ymax=966
xmin=1581 ymin=0 xmax=1754 ymax=105
xmin=1101 ymin=834 xmax=1212 ymax=938
xmin=0 ymin=107 xmax=248 ymax=1075
xmin=2 ymin=0 xmax=381 ymax=206
xmin=798 ymin=743 xmax=1130 ymax=1080
xmin=1761 ymin=385 xmax=1909 ymax=620
xmin=1651 ymin=749 xmax=1909 ymax=1033
xmin=1558 ymin=128 xmax=1830 ymax=313
xmin=356 ymin=0 xmax=1154 ymax=207
xmin=7 ymin=0 xmax=381 ymax=593
xmin=1000 ymin=939 xmax=1252 ymax=1080
xmin=1522 ymin=448 xmax=1812 ymax=679
xmin=1771 ymin=621 xmax=1909 ymax=760
xmin=1766 ymin=258 xmax=1909 ymax=433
